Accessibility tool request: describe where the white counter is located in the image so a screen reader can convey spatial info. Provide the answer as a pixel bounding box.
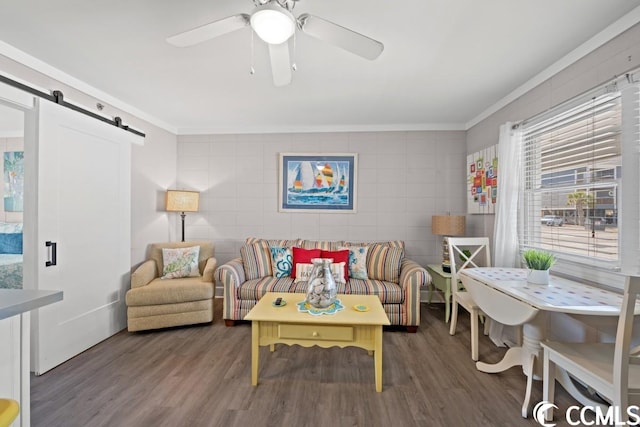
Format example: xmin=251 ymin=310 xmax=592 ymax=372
xmin=0 ymin=289 xmax=62 ymax=427
xmin=0 ymin=290 xmax=63 ymax=320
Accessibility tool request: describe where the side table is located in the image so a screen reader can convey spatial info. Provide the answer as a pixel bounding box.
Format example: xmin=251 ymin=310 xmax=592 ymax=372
xmin=426 ymin=264 xmax=455 ymax=322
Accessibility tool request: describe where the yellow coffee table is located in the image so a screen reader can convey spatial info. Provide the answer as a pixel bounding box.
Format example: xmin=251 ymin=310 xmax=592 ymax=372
xmin=244 ymin=292 xmax=391 ymax=392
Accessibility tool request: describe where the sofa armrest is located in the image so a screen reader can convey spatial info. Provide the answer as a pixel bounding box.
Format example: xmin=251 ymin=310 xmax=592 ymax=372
xmin=131 ymin=260 xmax=158 ymax=289
xmin=215 ymin=257 xmax=246 ymax=290
xmin=202 ymin=257 xmax=218 ymax=283
xmin=399 ymin=259 xmax=431 ymax=290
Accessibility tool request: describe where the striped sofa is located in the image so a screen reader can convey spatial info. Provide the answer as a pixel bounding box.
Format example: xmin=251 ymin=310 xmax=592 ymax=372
xmin=216 ymin=238 xmax=430 ymax=332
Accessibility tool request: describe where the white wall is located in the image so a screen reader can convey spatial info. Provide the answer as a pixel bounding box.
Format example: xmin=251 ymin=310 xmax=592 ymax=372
xmin=130 ymin=125 xmax=177 ymax=266
xmin=176 ymin=131 xmax=467 ymax=268
xmin=0 ymin=54 xmax=178 ymax=269
xmin=466 ymin=22 xmax=640 ymax=248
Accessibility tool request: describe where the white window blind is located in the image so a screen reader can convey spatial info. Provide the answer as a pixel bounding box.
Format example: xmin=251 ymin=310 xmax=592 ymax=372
xmin=521 ymin=91 xmax=622 ymax=265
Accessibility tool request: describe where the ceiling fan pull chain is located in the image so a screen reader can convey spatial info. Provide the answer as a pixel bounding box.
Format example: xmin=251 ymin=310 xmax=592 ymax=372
xmin=292 ymin=32 xmax=297 ymax=71
xmin=250 ymin=30 xmax=256 ymax=75
xmin=166 ymin=0 xmax=384 ymax=86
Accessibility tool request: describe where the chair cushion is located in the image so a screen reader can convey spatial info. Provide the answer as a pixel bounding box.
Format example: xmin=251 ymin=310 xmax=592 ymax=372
xmin=238 ymin=276 xmax=404 ymax=304
xmin=127 ymin=299 xmax=212 ymax=318
xmin=367 ymin=244 xmax=404 ymax=283
xmin=346 ymin=279 xmax=404 ymax=304
xmin=240 ymin=241 xmax=273 ymax=280
xmin=237 ymin=277 xmax=298 ymax=300
xmin=125 ymin=277 xmax=213 ymax=306
xmin=237 ymin=277 xmax=349 ymax=300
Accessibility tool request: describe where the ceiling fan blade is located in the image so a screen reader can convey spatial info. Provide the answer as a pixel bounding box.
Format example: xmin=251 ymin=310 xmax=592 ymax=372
xmin=298 ymin=13 xmax=384 ymax=60
xmin=268 ymin=42 xmax=292 ymax=87
xmin=167 ymin=14 xmax=250 ymax=47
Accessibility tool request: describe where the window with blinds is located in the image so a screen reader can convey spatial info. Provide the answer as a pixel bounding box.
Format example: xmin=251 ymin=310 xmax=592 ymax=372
xmin=521 ymin=91 xmax=621 ymax=265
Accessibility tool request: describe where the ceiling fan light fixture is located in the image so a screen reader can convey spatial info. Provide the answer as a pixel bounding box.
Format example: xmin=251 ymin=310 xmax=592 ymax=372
xmin=250 ymin=4 xmax=296 ymax=45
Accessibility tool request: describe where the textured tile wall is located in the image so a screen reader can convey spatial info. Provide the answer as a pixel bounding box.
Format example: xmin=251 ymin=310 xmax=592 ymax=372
xmin=177 ymin=131 xmax=467 ymax=267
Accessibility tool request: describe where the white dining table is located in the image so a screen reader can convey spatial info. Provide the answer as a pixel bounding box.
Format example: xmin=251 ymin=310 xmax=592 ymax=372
xmin=458 ymin=267 xmax=640 ymax=418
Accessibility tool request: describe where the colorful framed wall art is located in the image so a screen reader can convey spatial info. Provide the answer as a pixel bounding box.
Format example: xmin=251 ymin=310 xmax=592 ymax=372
xmin=4 ymin=151 xmax=24 ymax=212
xmin=279 ymin=153 xmax=357 ymax=212
xmin=467 ymin=145 xmax=498 ymax=214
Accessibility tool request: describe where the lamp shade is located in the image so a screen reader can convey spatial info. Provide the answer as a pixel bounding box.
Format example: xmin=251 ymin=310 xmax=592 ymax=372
xmin=165 ymin=190 xmax=199 ymax=212
xmin=431 ymin=215 xmax=465 ymax=236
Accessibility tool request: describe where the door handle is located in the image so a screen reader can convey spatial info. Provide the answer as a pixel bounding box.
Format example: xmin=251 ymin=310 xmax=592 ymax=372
xmin=45 ymin=241 xmax=57 ymax=267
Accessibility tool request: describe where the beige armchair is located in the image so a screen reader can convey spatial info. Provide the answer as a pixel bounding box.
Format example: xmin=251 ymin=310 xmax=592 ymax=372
xmin=126 ymin=241 xmax=217 ymax=332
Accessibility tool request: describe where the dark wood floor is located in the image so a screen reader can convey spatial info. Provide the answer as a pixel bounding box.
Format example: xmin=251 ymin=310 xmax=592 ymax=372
xmin=31 ymin=299 xmax=585 ymax=427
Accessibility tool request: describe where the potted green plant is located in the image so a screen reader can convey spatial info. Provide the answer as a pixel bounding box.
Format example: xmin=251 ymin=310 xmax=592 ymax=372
xmin=522 ymin=249 xmax=556 ymax=284
xmin=459 ymin=249 xmax=472 ymax=262
xmin=458 ymin=249 xmax=472 ymax=268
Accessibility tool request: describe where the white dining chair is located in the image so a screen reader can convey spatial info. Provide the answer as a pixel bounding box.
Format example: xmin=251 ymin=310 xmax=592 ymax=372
xmin=448 ymin=237 xmax=491 ymax=361
xmin=541 ymin=275 xmax=640 ymax=423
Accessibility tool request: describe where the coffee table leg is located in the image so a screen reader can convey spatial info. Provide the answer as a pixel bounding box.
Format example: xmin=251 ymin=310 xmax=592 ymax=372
xmin=251 ymin=321 xmax=259 ymax=386
xmin=374 ymin=326 xmax=383 ymax=392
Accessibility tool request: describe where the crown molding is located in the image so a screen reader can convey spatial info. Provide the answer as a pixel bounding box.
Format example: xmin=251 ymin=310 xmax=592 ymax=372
xmin=176 ymin=122 xmax=466 ymax=135
xmin=0 ymin=41 xmax=177 ymax=135
xmin=466 ymin=5 xmax=640 ymax=130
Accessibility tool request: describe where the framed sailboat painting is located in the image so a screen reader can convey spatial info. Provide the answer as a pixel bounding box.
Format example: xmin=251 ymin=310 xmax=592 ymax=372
xmin=279 ymin=153 xmax=357 ymax=212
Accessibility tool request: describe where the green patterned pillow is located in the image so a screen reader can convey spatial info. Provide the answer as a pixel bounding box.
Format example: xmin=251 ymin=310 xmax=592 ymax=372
xmin=161 ymin=246 xmax=200 ymax=279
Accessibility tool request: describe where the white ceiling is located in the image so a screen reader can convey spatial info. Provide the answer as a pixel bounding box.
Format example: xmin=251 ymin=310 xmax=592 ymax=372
xmin=0 ymin=0 xmax=639 ymax=135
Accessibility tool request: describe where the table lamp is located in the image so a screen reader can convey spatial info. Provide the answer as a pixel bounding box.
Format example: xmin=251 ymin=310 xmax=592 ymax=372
xmin=166 ymin=190 xmax=200 ymax=242
xmin=432 ymin=214 xmax=466 ymax=273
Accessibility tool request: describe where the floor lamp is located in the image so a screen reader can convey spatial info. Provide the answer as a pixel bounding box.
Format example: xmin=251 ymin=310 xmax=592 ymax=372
xmin=432 ymin=214 xmax=466 ymax=273
xmin=165 ymin=190 xmax=200 ymax=242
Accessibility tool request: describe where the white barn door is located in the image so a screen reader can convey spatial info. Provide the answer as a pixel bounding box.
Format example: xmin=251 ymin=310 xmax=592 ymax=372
xmin=30 ymin=100 xmax=138 ymax=374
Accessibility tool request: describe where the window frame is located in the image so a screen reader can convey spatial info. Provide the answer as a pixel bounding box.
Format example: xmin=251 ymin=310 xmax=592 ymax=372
xmin=520 ymin=91 xmax=621 ymax=269
xmin=516 ymin=76 xmax=640 ymax=288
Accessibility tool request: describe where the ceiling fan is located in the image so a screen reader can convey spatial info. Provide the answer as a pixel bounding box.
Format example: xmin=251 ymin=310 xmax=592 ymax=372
xmin=167 ymin=0 xmax=384 ymax=86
